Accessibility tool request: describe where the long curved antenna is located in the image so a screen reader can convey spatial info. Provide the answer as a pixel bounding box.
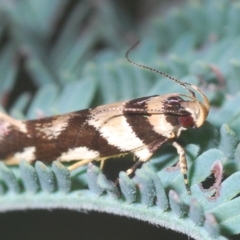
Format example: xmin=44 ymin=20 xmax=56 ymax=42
xmin=125 ymin=41 xmax=196 ymax=98
xmin=125 ymin=41 xmax=210 ymax=113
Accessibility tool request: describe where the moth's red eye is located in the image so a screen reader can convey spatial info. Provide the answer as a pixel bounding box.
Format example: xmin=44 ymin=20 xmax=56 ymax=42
xmin=178 ymin=115 xmax=194 ymax=128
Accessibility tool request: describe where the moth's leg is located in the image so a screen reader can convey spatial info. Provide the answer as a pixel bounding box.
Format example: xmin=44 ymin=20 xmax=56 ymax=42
xmin=171 ymin=141 xmax=191 ymax=195
xmin=114 ymin=150 xmax=153 ymax=186
xmin=4 ymin=158 xmax=23 ymax=165
xmin=68 ymin=159 xmax=93 ymax=171
xmin=114 ymin=158 xmax=144 ymax=185
xmin=125 ymin=139 xmax=169 ymax=177
xmin=100 ymin=160 xmax=105 ymax=169
xmin=126 ymin=150 xmax=153 ymax=176
xmin=125 ymin=155 xmax=142 ymax=175
xmin=126 ymin=159 xmax=144 ymax=176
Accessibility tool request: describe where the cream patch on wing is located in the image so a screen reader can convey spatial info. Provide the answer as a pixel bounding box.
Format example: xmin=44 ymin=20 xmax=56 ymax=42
xmin=88 ymin=106 xmax=144 ymax=152
xmin=148 ymin=114 xmax=176 ymax=135
xmin=59 ymin=146 xmax=100 ymax=162
xmin=146 ymin=96 xmax=181 ymax=136
xmin=0 ymin=112 xmax=27 ymax=138
xmin=35 ymin=115 xmax=71 ymax=139
xmin=12 ymin=146 xmax=36 ymax=162
xmin=0 ymin=119 xmax=11 ymax=141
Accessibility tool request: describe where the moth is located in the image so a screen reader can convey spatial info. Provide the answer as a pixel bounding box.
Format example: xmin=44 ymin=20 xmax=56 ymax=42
xmin=0 ymin=42 xmax=209 ymax=194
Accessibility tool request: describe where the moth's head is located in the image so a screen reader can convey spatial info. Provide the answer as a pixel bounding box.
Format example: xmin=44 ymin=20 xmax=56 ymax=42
xmin=125 ymin=41 xmax=210 ymax=127
xmin=194 ymin=101 xmax=209 ymax=127
xmin=180 ymin=100 xmax=209 ymax=128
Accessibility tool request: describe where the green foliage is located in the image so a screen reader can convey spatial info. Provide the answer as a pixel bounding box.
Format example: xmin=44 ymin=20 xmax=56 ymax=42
xmin=189 ymin=198 xmax=205 ymax=225
xmin=169 ymin=189 xmax=188 ymax=218
xmin=0 ymin=162 xmax=20 ymax=193
xmin=35 ymin=161 xmax=55 ymax=192
xmin=118 ymin=171 xmax=137 ymax=203
xmin=1 ymin=0 xmax=240 ymax=239
xmin=87 ymin=162 xmax=105 ymax=195
xmin=52 ymin=161 xmax=71 ymax=193
xmin=19 ymin=160 xmax=39 ymax=193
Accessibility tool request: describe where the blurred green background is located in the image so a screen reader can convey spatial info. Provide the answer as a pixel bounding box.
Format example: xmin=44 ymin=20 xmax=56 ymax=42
xmin=0 ymin=0 xmax=240 ymax=239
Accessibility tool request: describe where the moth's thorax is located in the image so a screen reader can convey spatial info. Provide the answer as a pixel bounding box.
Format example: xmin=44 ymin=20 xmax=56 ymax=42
xmin=180 ymin=101 xmax=208 ymax=128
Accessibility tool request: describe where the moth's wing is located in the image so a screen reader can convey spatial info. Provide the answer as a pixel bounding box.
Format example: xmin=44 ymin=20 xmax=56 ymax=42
xmin=0 ymin=94 xmax=189 ymax=164
xmin=86 ymin=94 xmax=186 ymax=162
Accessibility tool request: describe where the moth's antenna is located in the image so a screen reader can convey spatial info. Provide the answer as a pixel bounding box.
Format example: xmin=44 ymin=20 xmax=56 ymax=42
xmin=125 ymin=41 xmax=196 ymax=98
